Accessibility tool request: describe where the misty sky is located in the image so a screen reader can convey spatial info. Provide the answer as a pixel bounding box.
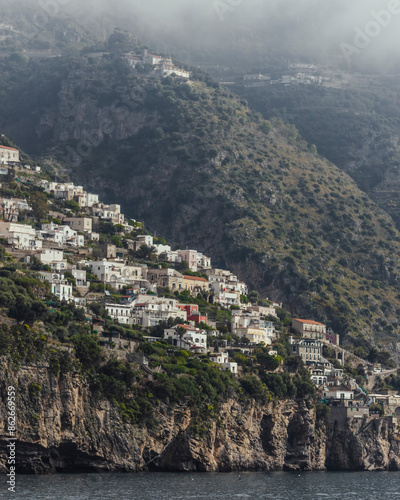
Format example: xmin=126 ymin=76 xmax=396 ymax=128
xmin=77 ymin=0 xmax=400 ymax=70
xmin=7 ymin=0 xmax=400 ymax=71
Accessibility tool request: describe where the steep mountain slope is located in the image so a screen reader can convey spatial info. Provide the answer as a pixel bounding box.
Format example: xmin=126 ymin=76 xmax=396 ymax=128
xmin=236 ymin=81 xmax=400 ymax=230
xmin=1 ymin=35 xmax=400 ymax=350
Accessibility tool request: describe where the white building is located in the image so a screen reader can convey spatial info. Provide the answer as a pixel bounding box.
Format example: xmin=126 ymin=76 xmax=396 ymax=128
xmin=37 ymin=223 xmax=84 ymax=248
xmin=164 ymin=324 xmax=207 ymax=352
xmin=106 ymin=295 xmax=186 ymax=327
xmin=197 ymin=252 xmax=212 ymax=269
xmin=131 ymin=297 xmax=187 ymax=327
xmin=39 ymin=272 xmax=73 ymax=302
xmin=159 ymin=249 xmax=182 ymax=264
xmin=91 ymin=203 xmax=124 ymax=225
xmin=135 ymin=234 xmax=154 ymax=247
xmin=323 ymin=386 xmax=354 ymax=401
xmin=243 ymin=73 xmax=270 ymax=81
xmin=71 ymin=268 xmax=88 ymax=287
xmin=248 ymin=304 xmax=279 ymax=319
xmin=51 ymin=282 xmax=73 ymax=302
xmin=210 ymin=281 xmax=241 ymax=307
xmin=0 ymin=222 xmax=42 ymax=250
xmin=88 ymin=260 xmax=147 ymax=289
xmin=38 ymin=248 xmax=65 ymax=264
xmin=209 ymin=351 xmax=238 ymax=374
xmin=153 ymin=244 xmax=171 ymax=255
xmin=143 ymin=50 xmax=164 ymax=66
xmin=0 ymin=197 xmax=31 ymax=222
xmin=41 ymin=181 xmax=99 ymax=208
xmin=208 ymin=268 xmax=249 ymax=306
xmin=106 ymin=303 xmax=133 ymax=325
xmin=158 ymin=59 xmax=190 ymax=79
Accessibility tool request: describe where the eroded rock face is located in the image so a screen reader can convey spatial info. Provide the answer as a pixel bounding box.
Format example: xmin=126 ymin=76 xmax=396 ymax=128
xmin=1 ymin=360 xmax=400 ymax=473
xmin=326 ymin=413 xmax=400 ymax=471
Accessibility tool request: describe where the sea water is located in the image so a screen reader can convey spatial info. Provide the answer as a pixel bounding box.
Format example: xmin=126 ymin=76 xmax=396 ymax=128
xmin=2 ymin=471 xmax=400 ymax=499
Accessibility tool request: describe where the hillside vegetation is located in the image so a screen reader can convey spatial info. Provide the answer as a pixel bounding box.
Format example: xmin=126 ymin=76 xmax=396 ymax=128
xmin=1 ymin=32 xmax=400 ymax=352
xmin=236 ymin=81 xmax=400 ymax=229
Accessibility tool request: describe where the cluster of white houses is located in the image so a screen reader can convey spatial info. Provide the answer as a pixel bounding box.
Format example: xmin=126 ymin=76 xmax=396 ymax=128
xmin=0 ymin=160 xmax=376 ymax=388
xmin=243 ymin=72 xmax=324 ymax=87
xmin=231 ymin=306 xmax=278 ymax=345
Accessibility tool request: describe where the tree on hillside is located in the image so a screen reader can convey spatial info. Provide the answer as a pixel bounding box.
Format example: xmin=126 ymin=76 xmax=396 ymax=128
xmin=29 ymin=192 xmax=48 ymax=222
xmin=135 ymin=244 xmax=155 ymax=260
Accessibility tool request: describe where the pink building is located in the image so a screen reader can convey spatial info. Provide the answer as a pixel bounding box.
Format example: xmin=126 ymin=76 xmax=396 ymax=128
xmin=179 ymin=249 xmax=198 ymax=271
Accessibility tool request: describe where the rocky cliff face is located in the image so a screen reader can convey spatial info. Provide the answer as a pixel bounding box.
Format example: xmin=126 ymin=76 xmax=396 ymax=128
xmin=2 ymin=360 xmax=400 ymax=474
xmin=326 ymin=410 xmax=400 ymax=471
xmin=0 ymin=359 xmax=326 ymax=473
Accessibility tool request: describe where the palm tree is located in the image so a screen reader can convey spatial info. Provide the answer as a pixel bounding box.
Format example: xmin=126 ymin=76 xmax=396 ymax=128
xmin=176 ymin=326 xmax=186 ymax=350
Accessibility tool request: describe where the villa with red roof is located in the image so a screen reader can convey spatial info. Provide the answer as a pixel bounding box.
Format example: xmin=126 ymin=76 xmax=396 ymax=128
xmin=0 ymin=145 xmax=19 ymax=164
xmin=292 ymin=318 xmax=326 ymax=340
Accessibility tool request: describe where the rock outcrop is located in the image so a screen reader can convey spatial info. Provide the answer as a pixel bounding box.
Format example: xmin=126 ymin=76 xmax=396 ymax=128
xmin=1 ymin=360 xmax=400 ymax=473
xmin=326 ymin=409 xmax=400 ymax=471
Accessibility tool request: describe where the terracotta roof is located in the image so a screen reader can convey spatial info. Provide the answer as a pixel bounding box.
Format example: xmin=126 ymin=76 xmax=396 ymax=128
xmin=176 ymin=324 xmax=200 ymax=331
xmin=184 ymin=275 xmax=208 ymax=282
xmin=0 ymin=145 xmax=18 ymax=151
xmin=293 ymin=318 xmax=325 ymax=326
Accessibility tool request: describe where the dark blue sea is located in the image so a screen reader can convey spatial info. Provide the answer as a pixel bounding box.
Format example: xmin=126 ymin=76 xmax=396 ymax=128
xmin=2 ymin=471 xmax=400 ymax=499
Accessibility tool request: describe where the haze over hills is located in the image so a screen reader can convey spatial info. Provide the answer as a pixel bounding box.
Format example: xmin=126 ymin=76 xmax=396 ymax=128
xmin=2 ymin=2 xmax=400 ymax=355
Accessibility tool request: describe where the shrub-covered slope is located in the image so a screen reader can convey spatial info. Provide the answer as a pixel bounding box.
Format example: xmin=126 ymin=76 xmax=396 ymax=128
xmin=236 ymin=82 xmax=400 ymax=230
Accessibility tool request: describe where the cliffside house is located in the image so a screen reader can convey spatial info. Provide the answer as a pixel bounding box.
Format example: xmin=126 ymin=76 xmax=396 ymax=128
xmin=179 ymin=249 xmax=198 ymax=271
xmin=147 ymin=268 xmax=184 ymax=292
xmin=164 ymin=324 xmax=207 ymax=352
xmin=290 ymin=338 xmax=323 ymax=365
xmin=62 ymin=217 xmax=92 ymax=233
xmin=39 ymin=271 xmax=73 ymax=302
xmin=183 ymin=275 xmax=209 ymax=296
xmin=232 ymin=309 xmax=276 ymax=345
xmin=209 ymin=351 xmax=238 ymax=374
xmin=0 ymin=197 xmax=31 ymax=222
xmin=292 ymin=318 xmax=326 ymax=340
xmin=0 ymin=221 xmax=42 ymax=250
xmin=0 ymin=145 xmax=19 ymax=164
xmin=323 ymin=386 xmax=354 ymax=401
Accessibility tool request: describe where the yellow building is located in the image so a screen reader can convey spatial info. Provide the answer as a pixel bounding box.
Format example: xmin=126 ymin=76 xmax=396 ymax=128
xmin=292 ymin=318 xmax=326 ymax=340
xmin=183 ymin=275 xmax=208 ymax=296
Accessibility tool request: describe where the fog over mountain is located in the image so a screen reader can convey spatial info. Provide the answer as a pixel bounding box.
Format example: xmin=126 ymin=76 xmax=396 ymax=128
xmin=3 ymin=0 xmax=400 ymax=71
xmin=57 ymin=0 xmax=400 ymax=71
